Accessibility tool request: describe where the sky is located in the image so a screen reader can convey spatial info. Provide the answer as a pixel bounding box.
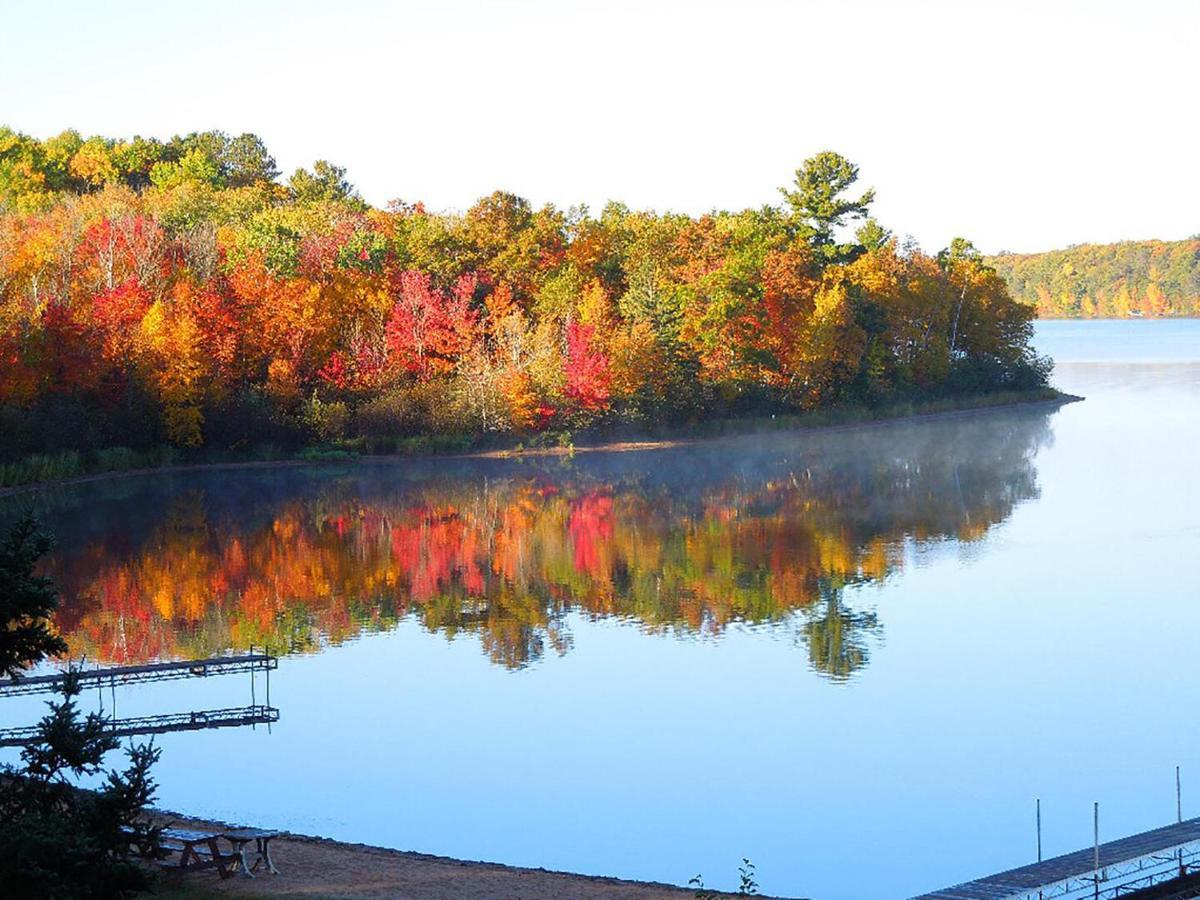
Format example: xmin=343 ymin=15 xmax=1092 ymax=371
xmin=2 ymin=0 xmax=1197 ymax=254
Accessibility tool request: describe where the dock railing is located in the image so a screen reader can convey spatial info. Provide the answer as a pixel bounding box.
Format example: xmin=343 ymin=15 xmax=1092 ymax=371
xmin=0 ymin=651 xmax=277 ymax=697
xmin=0 ymin=649 xmax=280 ymax=748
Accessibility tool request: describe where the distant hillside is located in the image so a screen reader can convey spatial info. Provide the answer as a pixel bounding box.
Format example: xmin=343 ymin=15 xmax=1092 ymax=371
xmin=988 ymin=239 xmax=1200 ymax=318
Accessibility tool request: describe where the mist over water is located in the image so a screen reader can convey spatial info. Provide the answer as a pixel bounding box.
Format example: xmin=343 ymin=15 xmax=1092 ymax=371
xmin=35 ymin=409 xmax=1051 ymax=677
xmin=2 ymin=320 xmax=1197 ymax=898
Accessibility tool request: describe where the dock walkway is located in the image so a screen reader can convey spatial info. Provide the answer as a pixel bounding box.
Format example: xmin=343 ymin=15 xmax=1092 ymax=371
xmin=0 ymin=653 xmax=276 ymax=696
xmin=916 ymin=817 xmax=1200 ymax=899
xmin=0 ymin=704 xmax=279 ymax=747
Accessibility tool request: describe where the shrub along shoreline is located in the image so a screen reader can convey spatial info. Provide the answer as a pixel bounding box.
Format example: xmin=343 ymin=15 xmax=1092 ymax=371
xmin=0 ymin=387 xmax=1078 ymax=495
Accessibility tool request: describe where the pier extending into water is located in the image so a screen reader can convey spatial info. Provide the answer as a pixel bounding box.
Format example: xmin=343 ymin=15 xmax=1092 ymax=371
xmin=0 ymin=652 xmax=277 ymax=697
xmin=0 ymin=651 xmax=280 ymax=748
xmin=0 ymin=704 xmax=279 ymax=748
xmin=916 ymin=817 xmax=1200 ymax=899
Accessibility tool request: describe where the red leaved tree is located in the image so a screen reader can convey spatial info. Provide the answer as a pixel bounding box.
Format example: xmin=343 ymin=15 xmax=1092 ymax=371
xmin=384 ymin=271 xmax=479 ymax=380
xmin=564 ymin=321 xmax=611 ymax=413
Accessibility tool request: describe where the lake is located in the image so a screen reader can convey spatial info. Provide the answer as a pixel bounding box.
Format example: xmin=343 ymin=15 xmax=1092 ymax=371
xmin=3 ymin=319 xmax=1198 ymax=898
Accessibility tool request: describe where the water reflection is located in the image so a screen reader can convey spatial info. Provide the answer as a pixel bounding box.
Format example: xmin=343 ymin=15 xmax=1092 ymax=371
xmin=33 ymin=404 xmax=1057 ymax=679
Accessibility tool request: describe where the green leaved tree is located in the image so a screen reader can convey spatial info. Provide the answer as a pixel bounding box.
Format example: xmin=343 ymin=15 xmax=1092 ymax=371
xmin=0 ymin=511 xmax=67 ymax=678
xmin=0 ymin=512 xmax=162 ymax=899
xmin=782 ymin=151 xmax=875 ymax=264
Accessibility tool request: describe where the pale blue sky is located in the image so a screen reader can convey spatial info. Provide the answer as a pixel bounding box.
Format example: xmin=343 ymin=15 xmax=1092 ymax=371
xmin=2 ymin=0 xmax=1196 ymax=253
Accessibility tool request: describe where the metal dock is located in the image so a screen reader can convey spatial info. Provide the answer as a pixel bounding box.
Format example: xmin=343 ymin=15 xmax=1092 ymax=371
xmin=0 ymin=653 xmax=277 ymax=696
xmin=915 ymin=817 xmax=1200 ymax=899
xmin=0 ymin=704 xmax=280 ymax=747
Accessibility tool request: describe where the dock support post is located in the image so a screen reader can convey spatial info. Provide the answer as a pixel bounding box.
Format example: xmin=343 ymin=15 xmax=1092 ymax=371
xmin=1037 ymin=798 xmax=1042 ymax=862
xmin=1094 ymin=801 xmax=1100 ymax=899
xmin=250 ymin=645 xmax=257 ymax=730
xmin=1179 ymin=766 xmax=1185 ymax=875
xmin=265 ymin=652 xmax=272 ymax=734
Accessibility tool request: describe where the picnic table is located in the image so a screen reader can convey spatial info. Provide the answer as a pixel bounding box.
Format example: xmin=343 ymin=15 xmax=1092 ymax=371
xmin=158 ymin=827 xmax=239 ymax=878
xmin=125 ymin=824 xmax=281 ymax=879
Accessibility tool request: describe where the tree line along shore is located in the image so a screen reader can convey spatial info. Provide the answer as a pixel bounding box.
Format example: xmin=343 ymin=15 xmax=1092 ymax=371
xmin=988 ymin=238 xmax=1200 ymax=319
xmin=2 ymin=127 xmax=1054 ymax=486
xmin=0 ymin=387 xmax=1070 ymax=493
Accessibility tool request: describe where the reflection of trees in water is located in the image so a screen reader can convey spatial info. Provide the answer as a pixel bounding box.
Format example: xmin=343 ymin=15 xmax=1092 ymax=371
xmin=417 ymin=588 xmax=574 ymax=669
xmin=800 ymin=578 xmax=880 ymax=680
xmin=36 ymin=405 xmax=1056 ymax=677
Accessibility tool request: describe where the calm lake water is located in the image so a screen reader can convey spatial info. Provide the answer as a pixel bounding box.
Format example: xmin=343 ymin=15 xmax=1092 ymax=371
xmin=3 ymin=319 xmax=1198 ymax=898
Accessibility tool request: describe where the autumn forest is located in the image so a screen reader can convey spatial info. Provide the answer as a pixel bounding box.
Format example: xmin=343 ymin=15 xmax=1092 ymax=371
xmin=1 ymin=127 xmax=1050 ymax=467
xmin=988 ymin=238 xmax=1200 ymax=319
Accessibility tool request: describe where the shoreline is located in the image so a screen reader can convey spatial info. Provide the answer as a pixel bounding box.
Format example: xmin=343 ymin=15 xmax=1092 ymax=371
xmin=148 ymin=809 xmax=785 ymax=899
xmin=1 ymin=388 xmax=1080 ymax=499
xmin=451 ymin=390 xmax=1080 ymax=461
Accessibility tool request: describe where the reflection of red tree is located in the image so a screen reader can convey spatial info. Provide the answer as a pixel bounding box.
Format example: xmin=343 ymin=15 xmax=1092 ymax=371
xmin=568 ymin=491 xmax=613 ymax=579
xmin=389 ymin=507 xmax=486 ymax=603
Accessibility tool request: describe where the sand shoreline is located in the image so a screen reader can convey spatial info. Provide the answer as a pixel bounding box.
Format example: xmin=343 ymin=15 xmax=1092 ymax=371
xmin=148 ymin=809 xmax=784 ymax=899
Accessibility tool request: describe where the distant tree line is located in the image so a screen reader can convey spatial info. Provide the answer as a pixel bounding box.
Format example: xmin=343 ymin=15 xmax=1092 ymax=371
xmin=0 ymin=127 xmax=1048 ymax=462
xmin=988 ymin=239 xmax=1200 ymax=318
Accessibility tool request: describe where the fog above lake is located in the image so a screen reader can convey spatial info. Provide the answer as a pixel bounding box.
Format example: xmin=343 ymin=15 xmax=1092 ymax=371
xmin=23 ymin=393 xmax=1057 ymax=679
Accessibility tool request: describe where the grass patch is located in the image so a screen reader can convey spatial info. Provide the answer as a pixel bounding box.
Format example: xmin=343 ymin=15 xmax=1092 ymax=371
xmin=295 ymin=447 xmax=359 ymax=463
xmin=382 ymin=434 xmax=477 ymax=457
xmin=0 ymin=451 xmax=83 ymax=487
